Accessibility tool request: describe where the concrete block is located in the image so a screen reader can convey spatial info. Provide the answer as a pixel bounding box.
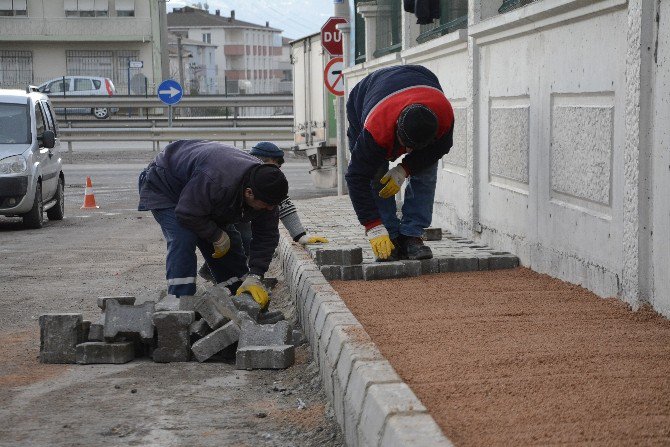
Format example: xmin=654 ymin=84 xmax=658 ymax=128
xmin=341 ymin=264 xmax=364 ymax=281
xmin=238 ymin=319 xmax=291 ymax=348
xmin=88 ymin=323 xmax=104 ymax=342
xmin=438 ymin=257 xmax=478 ymax=272
xmin=104 ymin=301 xmax=155 ymax=341
xmin=191 ymin=321 xmax=240 ymax=362
xmin=292 ymin=329 xmax=305 ymax=346
xmin=80 ymin=320 xmax=91 ymax=343
xmin=75 ymin=342 xmax=134 ymax=364
xmin=231 ymin=292 xmax=261 ymax=321
xmin=39 ymin=313 xmax=83 ymax=364
xmin=420 ymin=258 xmax=441 ymax=275
xmin=313 ymin=246 xmax=363 ymax=266
xmin=362 ymin=262 xmax=406 ymax=280
xmin=320 ymin=265 xmax=342 ymax=281
xmin=343 ymin=360 xmax=402 ymax=447
xmin=178 ymin=295 xmax=200 ymax=312
xmin=190 ymin=319 xmax=211 ymax=338
xmin=257 ymin=310 xmax=286 ymax=325
xmin=401 ymin=260 xmax=422 ymax=277
xmin=97 ymin=296 xmax=136 ymax=311
xmin=194 ymin=296 xmax=229 ymax=330
xmin=489 ymin=254 xmax=520 ymax=270
xmin=235 ymin=345 xmax=295 ymax=370
xmin=153 ymin=311 xmax=195 ymax=363
xmin=262 ymin=276 xmax=278 ymax=289
xmin=477 ymin=256 xmax=489 ymax=271
xmin=422 ymin=227 xmax=443 ymax=241
xmin=381 ymin=414 xmax=454 ymax=447
xmin=358 ymin=383 xmax=427 ymax=447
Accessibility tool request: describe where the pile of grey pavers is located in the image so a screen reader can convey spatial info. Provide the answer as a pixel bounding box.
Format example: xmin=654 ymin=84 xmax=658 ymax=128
xmin=316 ymin=227 xmax=520 ymax=281
xmin=39 ymin=283 xmax=302 ymax=367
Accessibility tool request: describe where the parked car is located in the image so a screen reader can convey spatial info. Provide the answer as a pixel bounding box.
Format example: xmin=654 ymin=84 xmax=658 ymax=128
xmin=38 ymin=76 xmax=117 ymax=119
xmin=0 ymin=87 xmax=64 ymax=229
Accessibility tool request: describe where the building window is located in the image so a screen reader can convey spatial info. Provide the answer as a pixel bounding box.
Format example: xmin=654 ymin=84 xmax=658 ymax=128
xmin=498 ymin=0 xmax=540 ymax=14
xmin=417 ymin=0 xmax=468 ymax=44
xmin=202 ymin=33 xmax=211 ymax=44
xmin=64 ymin=0 xmax=108 ymax=17
xmin=0 ymin=50 xmax=32 ymax=88
xmin=115 ymin=0 xmax=134 ymax=17
xmin=373 ymin=0 xmax=402 ymax=58
xmin=0 ymin=0 xmax=27 ymax=16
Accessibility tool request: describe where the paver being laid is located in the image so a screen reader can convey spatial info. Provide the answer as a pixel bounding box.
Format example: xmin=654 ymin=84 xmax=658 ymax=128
xmin=293 ymin=196 xmax=519 ymax=281
xmin=39 ymin=313 xmax=83 ymax=364
xmin=153 ymin=311 xmax=195 ymax=363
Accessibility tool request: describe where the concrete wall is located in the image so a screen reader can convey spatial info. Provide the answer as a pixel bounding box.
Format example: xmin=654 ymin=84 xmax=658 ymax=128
xmin=342 ymin=0 xmax=669 ymax=317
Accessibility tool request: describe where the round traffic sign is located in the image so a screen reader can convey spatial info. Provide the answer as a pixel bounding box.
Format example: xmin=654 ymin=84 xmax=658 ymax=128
xmin=324 ymin=57 xmax=344 ymax=96
xmin=157 ymin=79 xmax=183 ymax=105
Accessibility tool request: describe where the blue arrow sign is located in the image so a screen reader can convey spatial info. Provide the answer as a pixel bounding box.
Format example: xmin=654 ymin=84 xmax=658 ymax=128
xmin=157 ymin=79 xmax=183 ymax=105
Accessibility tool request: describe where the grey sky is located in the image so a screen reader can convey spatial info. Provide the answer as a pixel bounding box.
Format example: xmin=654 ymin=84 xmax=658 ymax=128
xmin=168 ymin=0 xmax=335 ymax=40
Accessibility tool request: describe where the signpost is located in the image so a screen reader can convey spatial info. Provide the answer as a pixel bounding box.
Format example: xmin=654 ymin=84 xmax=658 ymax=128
xmin=321 ymin=17 xmax=348 ymax=56
xmin=324 ymin=57 xmax=344 ymax=96
xmin=157 ymin=79 xmax=183 ymax=127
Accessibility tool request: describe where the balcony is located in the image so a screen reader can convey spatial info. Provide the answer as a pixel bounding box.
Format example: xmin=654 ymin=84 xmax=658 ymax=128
xmin=0 ymin=17 xmax=153 ymax=41
xmin=223 ymin=45 xmax=246 ymax=56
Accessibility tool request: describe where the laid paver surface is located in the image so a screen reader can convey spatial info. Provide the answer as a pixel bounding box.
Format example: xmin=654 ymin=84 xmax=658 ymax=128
xmin=330 ymin=267 xmax=670 ymax=446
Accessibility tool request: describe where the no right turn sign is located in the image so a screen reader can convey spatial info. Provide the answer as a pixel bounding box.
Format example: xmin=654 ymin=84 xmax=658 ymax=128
xmin=324 ymin=57 xmax=344 ymax=96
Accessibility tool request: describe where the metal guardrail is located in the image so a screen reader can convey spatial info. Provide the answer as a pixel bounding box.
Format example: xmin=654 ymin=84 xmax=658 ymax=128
xmin=58 ymin=126 xmax=293 ymax=151
xmin=50 ymin=95 xmax=293 ymax=109
xmin=61 ymin=116 xmax=293 ymax=128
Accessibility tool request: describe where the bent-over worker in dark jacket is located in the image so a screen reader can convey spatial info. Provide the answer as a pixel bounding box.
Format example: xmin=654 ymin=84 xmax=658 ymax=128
xmin=345 ymin=65 xmax=454 ymax=262
xmin=138 ymin=140 xmax=288 ymax=311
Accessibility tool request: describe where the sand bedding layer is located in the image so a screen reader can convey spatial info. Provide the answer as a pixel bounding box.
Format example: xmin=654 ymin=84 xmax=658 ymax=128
xmin=331 ymin=268 xmax=670 ymax=446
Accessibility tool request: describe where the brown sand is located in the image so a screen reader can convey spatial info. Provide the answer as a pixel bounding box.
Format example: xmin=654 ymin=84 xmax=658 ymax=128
xmin=331 ymin=267 xmax=670 ymax=446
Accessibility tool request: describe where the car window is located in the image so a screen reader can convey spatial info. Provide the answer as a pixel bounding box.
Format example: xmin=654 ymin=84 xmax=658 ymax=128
xmin=92 ymin=79 xmax=101 ymax=89
xmin=41 ymin=101 xmax=59 ymax=136
xmin=34 ymin=103 xmax=46 ymax=137
xmin=0 ymin=102 xmax=30 ymax=144
xmin=48 ymin=79 xmax=70 ymax=93
xmin=74 ymin=78 xmax=94 ymax=91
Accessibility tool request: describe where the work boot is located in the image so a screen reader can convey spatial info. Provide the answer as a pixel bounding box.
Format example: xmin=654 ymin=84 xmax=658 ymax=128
xmin=398 ymin=235 xmax=433 ymax=260
xmin=374 ymin=238 xmax=400 ymax=262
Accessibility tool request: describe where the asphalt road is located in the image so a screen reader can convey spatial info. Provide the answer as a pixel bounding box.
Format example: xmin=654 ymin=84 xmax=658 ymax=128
xmin=0 ymin=154 xmax=342 ymax=446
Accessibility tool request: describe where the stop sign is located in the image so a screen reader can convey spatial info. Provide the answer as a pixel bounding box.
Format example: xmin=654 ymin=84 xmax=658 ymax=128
xmin=321 ymin=17 xmax=348 ymax=56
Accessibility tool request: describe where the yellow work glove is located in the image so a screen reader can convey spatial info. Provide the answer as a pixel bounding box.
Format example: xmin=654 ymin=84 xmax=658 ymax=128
xmin=297 ymin=234 xmax=329 ymax=245
xmin=366 ymin=224 xmax=395 ymax=260
xmin=379 ymin=165 xmax=407 ymax=199
xmin=237 ymin=274 xmax=269 ymax=310
xmin=211 ymin=231 xmax=230 ymax=259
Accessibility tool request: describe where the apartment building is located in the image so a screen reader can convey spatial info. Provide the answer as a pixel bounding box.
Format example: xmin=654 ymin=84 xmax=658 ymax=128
xmin=167 ymin=6 xmax=285 ymax=100
xmin=167 ymin=33 xmax=217 ymax=95
xmin=0 ymin=0 xmax=165 ymax=93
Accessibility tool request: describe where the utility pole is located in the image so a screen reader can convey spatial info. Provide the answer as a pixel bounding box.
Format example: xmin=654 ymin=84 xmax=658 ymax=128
xmin=177 ymin=36 xmax=185 ymax=88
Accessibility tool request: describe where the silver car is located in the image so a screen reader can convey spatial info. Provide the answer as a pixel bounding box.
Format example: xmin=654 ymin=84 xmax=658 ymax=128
xmin=38 ymin=75 xmax=117 ymax=119
xmin=0 ymin=88 xmax=64 ymax=229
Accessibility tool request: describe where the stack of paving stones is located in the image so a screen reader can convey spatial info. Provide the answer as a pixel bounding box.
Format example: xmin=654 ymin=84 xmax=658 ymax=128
xmin=39 ymin=281 xmax=302 ymax=369
xmin=312 ymin=228 xmax=519 ymax=281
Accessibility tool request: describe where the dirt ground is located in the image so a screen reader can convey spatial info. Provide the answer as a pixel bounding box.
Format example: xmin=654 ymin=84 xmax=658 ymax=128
xmin=332 ymin=268 xmax=670 ymax=446
xmin=0 ymin=151 xmax=342 ymax=447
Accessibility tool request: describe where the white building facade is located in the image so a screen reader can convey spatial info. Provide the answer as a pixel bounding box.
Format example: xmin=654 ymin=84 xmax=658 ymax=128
xmin=340 ymin=0 xmax=670 ymax=317
xmin=0 ymin=0 xmax=165 ymax=93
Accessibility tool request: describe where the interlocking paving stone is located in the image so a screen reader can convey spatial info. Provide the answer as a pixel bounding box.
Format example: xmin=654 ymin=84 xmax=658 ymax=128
xmin=39 ymin=313 xmax=83 ymax=364
xmin=88 ymin=323 xmax=104 ymax=342
xmin=312 ymin=246 xmax=363 ymax=267
xmin=341 ymin=264 xmax=364 ymax=281
xmin=422 ymin=227 xmax=443 ymax=241
xmin=75 ymin=342 xmax=134 ymax=364
xmin=362 ymin=262 xmax=407 ymax=280
xmin=104 ymin=301 xmax=155 ymax=341
xmin=190 ymin=319 xmax=211 ymax=338
xmin=231 ymin=292 xmax=261 ymax=321
xmin=97 ymin=296 xmax=136 ymax=311
xmin=238 ymin=319 xmax=291 ymax=348
xmin=320 ymin=265 xmax=342 ymax=281
xmin=235 ymin=345 xmax=295 ymax=370
xmin=153 ymin=311 xmax=195 ymax=363
xmin=194 ymin=295 xmax=229 ymax=330
xmin=191 ymin=321 xmax=240 ymax=362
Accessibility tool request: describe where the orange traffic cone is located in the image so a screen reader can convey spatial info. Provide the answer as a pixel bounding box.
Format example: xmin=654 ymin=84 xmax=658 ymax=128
xmin=81 ymin=176 xmax=99 ymax=209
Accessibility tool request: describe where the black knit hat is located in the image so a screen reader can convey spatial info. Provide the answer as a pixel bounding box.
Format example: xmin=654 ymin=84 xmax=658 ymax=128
xmin=397 ymin=104 xmax=438 ymax=149
xmin=247 ymin=164 xmax=288 ymax=206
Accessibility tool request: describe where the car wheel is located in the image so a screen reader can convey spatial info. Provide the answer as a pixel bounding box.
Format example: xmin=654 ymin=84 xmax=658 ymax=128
xmin=47 ymin=177 xmax=65 ymax=221
xmin=93 ymin=107 xmax=110 ymax=119
xmin=23 ymin=182 xmax=44 ymax=229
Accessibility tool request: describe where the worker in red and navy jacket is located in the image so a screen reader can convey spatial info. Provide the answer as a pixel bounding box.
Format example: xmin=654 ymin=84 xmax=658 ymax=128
xmin=345 ymin=65 xmax=454 ymax=261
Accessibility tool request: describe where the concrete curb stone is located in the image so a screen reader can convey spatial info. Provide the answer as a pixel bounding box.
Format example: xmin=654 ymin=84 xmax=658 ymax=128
xmin=277 ymin=233 xmax=453 ymax=447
